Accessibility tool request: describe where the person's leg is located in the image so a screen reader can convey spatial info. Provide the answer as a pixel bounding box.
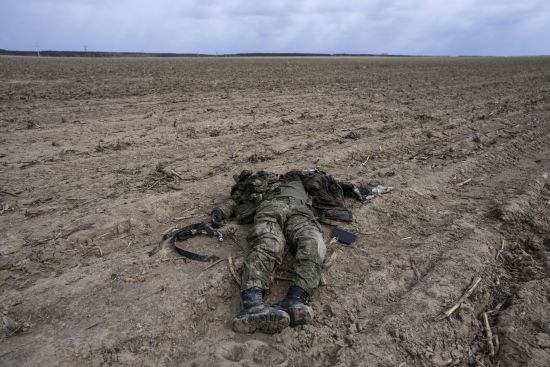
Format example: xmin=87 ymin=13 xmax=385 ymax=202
xmin=233 ymin=200 xmax=290 ymax=334
xmin=241 ymin=220 xmax=285 ymax=290
xmin=274 ymin=208 xmax=326 ymax=326
xmin=286 ymin=212 xmax=326 ymax=294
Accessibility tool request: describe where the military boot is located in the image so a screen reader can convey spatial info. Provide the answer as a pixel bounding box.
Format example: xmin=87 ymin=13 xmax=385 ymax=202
xmin=272 ymin=285 xmax=314 ymax=326
xmin=232 ymin=287 xmax=290 ymax=334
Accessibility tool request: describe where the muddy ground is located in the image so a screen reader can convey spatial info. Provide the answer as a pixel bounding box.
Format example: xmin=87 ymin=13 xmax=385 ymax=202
xmin=0 ymin=56 xmax=549 ymax=367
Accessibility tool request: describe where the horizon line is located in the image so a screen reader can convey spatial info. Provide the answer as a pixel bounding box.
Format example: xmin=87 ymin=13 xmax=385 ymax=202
xmin=1 ymin=48 xmax=549 ymax=58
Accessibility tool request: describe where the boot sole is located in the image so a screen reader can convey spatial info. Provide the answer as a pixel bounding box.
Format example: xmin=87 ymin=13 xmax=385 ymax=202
xmin=287 ymin=304 xmax=314 ymax=327
xmin=232 ymin=308 xmax=290 ymax=334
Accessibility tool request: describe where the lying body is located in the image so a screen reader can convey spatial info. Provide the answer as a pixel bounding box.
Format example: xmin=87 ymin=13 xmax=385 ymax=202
xmin=211 ymin=169 xmax=368 ymax=334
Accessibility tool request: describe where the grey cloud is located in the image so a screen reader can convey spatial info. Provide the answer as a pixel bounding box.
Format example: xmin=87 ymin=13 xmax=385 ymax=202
xmin=0 ymin=0 xmax=548 ymax=55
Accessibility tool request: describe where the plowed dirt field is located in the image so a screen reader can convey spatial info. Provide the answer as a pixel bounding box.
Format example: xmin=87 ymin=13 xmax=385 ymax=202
xmin=1 ymin=56 xmax=549 ymax=366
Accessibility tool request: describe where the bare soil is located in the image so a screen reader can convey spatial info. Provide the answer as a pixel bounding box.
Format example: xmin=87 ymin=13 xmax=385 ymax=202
xmin=1 ymin=56 xmax=549 ymax=367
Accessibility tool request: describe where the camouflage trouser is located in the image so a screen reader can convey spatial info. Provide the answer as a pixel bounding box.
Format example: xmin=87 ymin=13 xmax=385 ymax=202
xmin=242 ymin=197 xmax=326 ymax=295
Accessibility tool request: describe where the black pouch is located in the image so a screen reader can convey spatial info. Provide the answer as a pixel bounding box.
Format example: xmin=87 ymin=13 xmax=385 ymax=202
xmin=330 ymin=227 xmax=357 ymax=246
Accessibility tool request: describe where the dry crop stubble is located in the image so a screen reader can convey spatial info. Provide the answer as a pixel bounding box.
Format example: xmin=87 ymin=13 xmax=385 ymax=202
xmin=1 ymin=56 xmax=549 ymax=366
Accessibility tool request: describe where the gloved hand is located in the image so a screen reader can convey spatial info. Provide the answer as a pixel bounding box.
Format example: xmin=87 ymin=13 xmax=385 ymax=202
xmin=211 ymin=209 xmax=225 ymax=228
xmin=352 ymin=185 xmax=373 ymax=202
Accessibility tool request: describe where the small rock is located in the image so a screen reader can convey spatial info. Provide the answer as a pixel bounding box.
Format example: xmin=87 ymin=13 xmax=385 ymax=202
xmin=451 ymin=349 xmax=463 ymax=360
xmin=535 ymin=332 xmax=550 ymax=348
xmin=323 ymin=303 xmax=337 ymax=317
xmin=3 ymin=315 xmax=18 ymax=331
xmin=117 ymin=220 xmax=131 ymax=234
xmin=378 ymin=170 xmax=395 ymax=178
xmin=344 ymin=131 xmax=360 ymax=140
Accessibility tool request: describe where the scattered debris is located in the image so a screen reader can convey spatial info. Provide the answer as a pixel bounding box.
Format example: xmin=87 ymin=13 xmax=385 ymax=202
xmin=357 ymin=230 xmax=376 ymax=235
xmin=96 ymin=139 xmax=131 ymax=152
xmin=200 ymin=258 xmax=225 ymax=273
xmin=324 ymin=250 xmax=339 ymax=269
xmin=84 ymin=321 xmax=104 ymax=330
xmin=378 ymin=169 xmax=395 ymax=178
xmin=228 ymin=256 xmax=241 ymax=286
xmin=246 ymin=152 xmax=273 ymax=163
xmin=0 ymin=190 xmax=19 ymax=197
xmin=370 ymin=185 xmax=394 ymax=196
xmin=26 ymin=120 xmax=41 ymax=129
xmin=457 ymin=178 xmax=472 ymax=187
xmin=19 ymin=160 xmax=39 ymax=169
xmin=61 ymin=223 xmax=95 ymax=239
xmin=495 ymin=239 xmax=506 ymax=260
xmin=0 ymin=204 xmax=14 ymax=215
xmin=167 ymin=185 xmax=184 ymax=191
xmin=344 ymin=131 xmax=360 ymax=140
xmin=482 ymin=312 xmax=496 ymax=358
xmin=168 ymin=169 xmax=184 ymax=180
xmin=441 ymin=275 xmax=482 ymax=319
xmin=411 ymin=260 xmax=421 ymax=279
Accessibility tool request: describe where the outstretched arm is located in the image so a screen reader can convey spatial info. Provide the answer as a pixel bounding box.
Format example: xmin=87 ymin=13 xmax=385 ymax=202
xmin=339 ymin=181 xmax=372 ymax=202
xmin=211 ymin=198 xmax=236 ymax=228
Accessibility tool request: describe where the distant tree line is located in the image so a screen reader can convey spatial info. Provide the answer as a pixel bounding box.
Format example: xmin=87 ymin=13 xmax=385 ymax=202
xmin=0 ymin=49 xmax=409 ymax=58
xmin=0 ymin=49 xmax=205 ymax=57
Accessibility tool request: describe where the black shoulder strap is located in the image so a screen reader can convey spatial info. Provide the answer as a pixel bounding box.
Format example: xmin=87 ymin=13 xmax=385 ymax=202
xmin=148 ymin=222 xmax=223 ymax=262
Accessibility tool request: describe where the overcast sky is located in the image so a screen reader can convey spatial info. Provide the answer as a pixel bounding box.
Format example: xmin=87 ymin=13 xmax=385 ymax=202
xmin=1 ymin=0 xmax=549 ymax=56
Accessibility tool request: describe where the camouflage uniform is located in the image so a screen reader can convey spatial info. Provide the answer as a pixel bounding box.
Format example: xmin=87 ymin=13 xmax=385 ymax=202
xmin=213 ymin=170 xmax=357 ymax=295
xmin=242 ymin=185 xmax=326 ymax=295
xmin=213 ymin=170 xmax=364 ymax=333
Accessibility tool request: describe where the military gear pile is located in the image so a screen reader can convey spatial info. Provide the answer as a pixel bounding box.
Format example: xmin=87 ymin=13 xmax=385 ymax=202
xmin=299 ymin=169 xmax=354 ymax=224
xmin=212 ymin=169 xmax=361 ymax=226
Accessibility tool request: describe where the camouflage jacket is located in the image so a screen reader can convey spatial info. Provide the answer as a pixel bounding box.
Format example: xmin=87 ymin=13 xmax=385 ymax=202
xmin=213 ymin=169 xmax=355 ymax=225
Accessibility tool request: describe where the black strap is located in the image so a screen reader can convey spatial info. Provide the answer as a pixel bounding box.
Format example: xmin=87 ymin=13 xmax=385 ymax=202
xmin=148 ymin=222 xmax=223 ymax=261
xmin=174 ymin=244 xmax=220 ymax=262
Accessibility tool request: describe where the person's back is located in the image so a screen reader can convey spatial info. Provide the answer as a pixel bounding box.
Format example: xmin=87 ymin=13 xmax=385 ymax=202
xmin=271 ymin=179 xmax=309 ymax=202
